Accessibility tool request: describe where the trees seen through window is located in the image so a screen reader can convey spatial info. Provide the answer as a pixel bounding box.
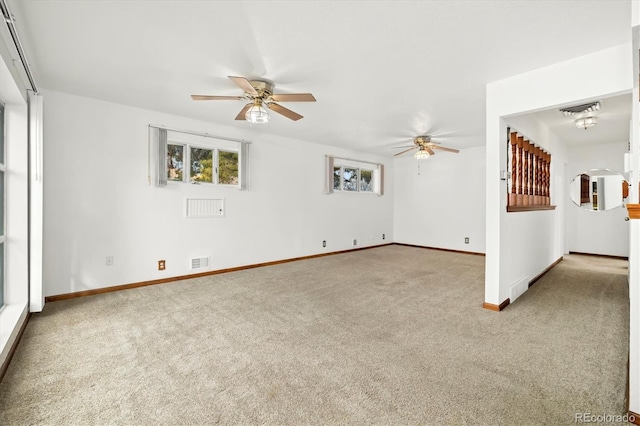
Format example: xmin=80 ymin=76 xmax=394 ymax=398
xmin=167 ymin=143 xmax=239 ymax=186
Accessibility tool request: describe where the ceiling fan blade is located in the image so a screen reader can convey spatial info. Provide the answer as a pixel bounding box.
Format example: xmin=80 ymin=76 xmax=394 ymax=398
xmin=267 ymin=102 xmax=303 ymax=121
xmin=191 ymin=95 xmax=244 ymax=101
xmin=431 ymin=145 xmax=460 ymax=153
xmin=391 ymin=145 xmax=415 ymax=149
xmin=234 ymin=103 xmax=252 ymax=121
xmin=228 ymin=76 xmax=258 ymax=95
xmin=426 ymin=147 xmax=436 ymax=156
xmin=393 ymin=147 xmax=417 ymax=157
xmin=271 ymin=93 xmax=316 ymax=102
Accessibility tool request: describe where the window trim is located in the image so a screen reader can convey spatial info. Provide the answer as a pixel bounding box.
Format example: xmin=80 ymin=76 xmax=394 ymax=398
xmin=149 ymin=125 xmax=250 ymax=190
xmin=331 ymin=161 xmax=379 ymax=194
xmin=0 ymin=102 xmax=5 ymax=309
xmin=167 ymin=140 xmax=240 ymax=188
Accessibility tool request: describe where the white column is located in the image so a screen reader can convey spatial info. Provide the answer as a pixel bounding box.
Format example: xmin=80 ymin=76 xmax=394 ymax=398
xmin=628 ymin=0 xmax=640 ymax=415
xmin=28 ymin=92 xmax=44 ymax=312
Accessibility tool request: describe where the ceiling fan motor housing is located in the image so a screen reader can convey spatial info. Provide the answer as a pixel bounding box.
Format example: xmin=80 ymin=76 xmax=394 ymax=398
xmin=414 ymin=136 xmax=431 ymax=146
xmin=249 ymin=80 xmax=274 ymax=99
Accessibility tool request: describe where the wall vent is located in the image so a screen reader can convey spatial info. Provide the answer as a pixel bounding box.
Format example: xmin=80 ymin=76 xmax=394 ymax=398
xmin=191 ymin=257 xmax=210 ymax=270
xmin=186 ymin=198 xmax=224 ymax=218
xmin=509 ymin=276 xmax=529 ymax=302
xmin=558 ymin=101 xmax=600 ymax=116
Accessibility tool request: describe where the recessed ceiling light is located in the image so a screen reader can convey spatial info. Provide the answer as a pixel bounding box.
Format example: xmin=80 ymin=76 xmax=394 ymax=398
xmin=559 ymin=101 xmax=601 ymax=117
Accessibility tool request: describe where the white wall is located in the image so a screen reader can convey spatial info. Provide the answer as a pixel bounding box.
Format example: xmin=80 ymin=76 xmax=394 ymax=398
xmin=393 ymin=146 xmax=485 ymax=253
xmin=565 ymin=141 xmax=629 ymax=257
xmin=42 ymin=89 xmax=394 ymax=297
xmin=485 ymin=43 xmax=632 ymax=306
xmin=498 ymin=114 xmax=568 ymax=300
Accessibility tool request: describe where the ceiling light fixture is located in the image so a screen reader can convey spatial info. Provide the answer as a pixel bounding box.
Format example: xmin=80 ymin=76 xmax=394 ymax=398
xmin=560 ymin=101 xmax=601 ymax=117
xmin=414 ymin=149 xmax=431 ymax=160
xmin=575 ymin=116 xmax=597 ymax=130
xmin=245 ymin=99 xmax=270 ymax=124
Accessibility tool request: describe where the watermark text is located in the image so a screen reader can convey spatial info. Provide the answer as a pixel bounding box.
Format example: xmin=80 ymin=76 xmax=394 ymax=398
xmin=574 ymin=412 xmax=636 ymax=423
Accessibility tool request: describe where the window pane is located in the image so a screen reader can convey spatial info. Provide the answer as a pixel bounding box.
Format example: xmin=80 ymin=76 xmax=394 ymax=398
xmin=0 ymin=104 xmax=4 ymax=165
xmin=0 ymin=243 xmax=3 ymax=307
xmin=333 ymin=166 xmax=341 ymax=190
xmin=218 ymin=151 xmax=239 ymax=185
xmin=167 ymin=144 xmax=184 ymax=181
xmin=190 ymin=147 xmax=213 ymax=183
xmin=0 ymin=171 xmax=4 ymax=236
xmin=360 ymin=169 xmax=373 ymax=192
xmin=343 ymin=167 xmax=358 ymax=191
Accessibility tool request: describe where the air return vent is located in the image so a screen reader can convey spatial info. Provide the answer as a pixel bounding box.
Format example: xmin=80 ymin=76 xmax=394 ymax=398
xmin=509 ymin=276 xmax=529 ymax=302
xmin=191 ymin=257 xmax=210 ymax=270
xmin=185 ymin=198 xmax=224 ymax=218
xmin=558 ymin=101 xmax=600 ymax=116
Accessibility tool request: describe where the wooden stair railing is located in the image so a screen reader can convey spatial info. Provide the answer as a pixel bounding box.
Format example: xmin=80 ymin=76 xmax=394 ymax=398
xmin=507 ymin=130 xmax=555 ymax=212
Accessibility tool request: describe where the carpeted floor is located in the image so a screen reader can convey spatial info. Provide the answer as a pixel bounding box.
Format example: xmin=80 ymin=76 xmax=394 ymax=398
xmin=0 ymin=246 xmax=630 ymax=425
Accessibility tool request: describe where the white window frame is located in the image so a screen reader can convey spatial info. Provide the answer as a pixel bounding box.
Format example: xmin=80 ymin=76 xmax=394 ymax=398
xmin=167 ymin=143 xmax=185 ymax=183
xmin=359 ymin=168 xmax=374 ymax=192
xmin=0 ymin=102 xmax=4 ymax=309
xmin=187 ymin=144 xmax=215 ymax=184
xmin=167 ymin=139 xmax=240 ymax=188
xmin=332 ymin=160 xmax=379 ymax=194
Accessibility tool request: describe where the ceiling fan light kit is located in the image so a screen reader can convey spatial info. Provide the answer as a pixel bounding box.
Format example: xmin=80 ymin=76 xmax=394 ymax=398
xmin=414 ymin=149 xmax=431 ymax=160
xmin=245 ymin=99 xmax=270 ymax=124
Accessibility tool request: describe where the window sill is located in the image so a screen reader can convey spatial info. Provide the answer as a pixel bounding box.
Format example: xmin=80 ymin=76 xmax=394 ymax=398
xmin=507 ymin=205 xmax=556 ymax=212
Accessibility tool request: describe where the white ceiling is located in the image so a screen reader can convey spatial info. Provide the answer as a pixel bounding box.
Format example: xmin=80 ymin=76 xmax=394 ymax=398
xmin=533 ymin=93 xmax=631 ymax=147
xmin=8 ymin=0 xmax=632 ymax=156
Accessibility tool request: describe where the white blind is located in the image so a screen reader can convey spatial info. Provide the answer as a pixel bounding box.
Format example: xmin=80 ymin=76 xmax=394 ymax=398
xmin=325 ymin=155 xmax=334 ymax=194
xmin=148 ymin=126 xmax=167 ymax=187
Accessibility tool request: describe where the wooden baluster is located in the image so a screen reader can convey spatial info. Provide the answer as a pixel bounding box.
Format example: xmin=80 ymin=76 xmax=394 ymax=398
xmin=542 ymin=152 xmax=547 ymax=205
xmin=540 ymin=150 xmax=547 ymax=205
xmin=522 ymin=140 xmax=530 ymax=206
xmin=534 ymin=147 xmax=540 ymax=205
xmin=544 ymin=152 xmax=549 ymax=204
xmin=547 ymin=153 xmax=552 ymax=205
xmin=528 ymin=145 xmax=534 ymax=206
xmin=531 ymin=146 xmax=537 ymax=205
xmin=509 ymin=132 xmax=518 ymax=206
xmin=530 ymin=146 xmax=535 ymax=205
xmin=517 ymin=136 xmax=524 ymax=206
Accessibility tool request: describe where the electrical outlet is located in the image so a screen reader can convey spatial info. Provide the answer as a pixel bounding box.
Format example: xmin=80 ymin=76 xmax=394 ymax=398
xmin=353 ymin=239 xmax=357 ymax=246
xmin=382 ymin=233 xmax=385 ymax=240
xmin=465 ymin=237 xmax=469 ymax=244
xmin=322 ymin=240 xmax=326 ymax=247
xmin=158 ymin=260 xmax=166 ymax=270
xmin=105 ymin=256 xmax=113 ymax=266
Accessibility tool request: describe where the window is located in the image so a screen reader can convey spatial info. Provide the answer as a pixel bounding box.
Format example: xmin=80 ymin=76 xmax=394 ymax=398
xmin=190 ymin=147 xmax=213 ymax=183
xmin=331 ymin=157 xmax=382 ymax=193
xmin=360 ymin=169 xmax=373 ymax=192
xmin=0 ymin=103 xmax=4 ymax=308
xmin=151 ymin=127 xmax=248 ymax=189
xmin=167 ymin=144 xmax=184 ymax=181
xmin=166 ymin=141 xmax=239 ymax=186
xmin=218 ymin=151 xmax=239 ymax=185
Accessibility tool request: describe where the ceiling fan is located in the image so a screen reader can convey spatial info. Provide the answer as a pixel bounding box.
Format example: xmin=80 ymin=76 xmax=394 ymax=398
xmin=191 ymin=76 xmax=316 ymax=123
xmin=392 ymin=136 xmax=460 ymax=159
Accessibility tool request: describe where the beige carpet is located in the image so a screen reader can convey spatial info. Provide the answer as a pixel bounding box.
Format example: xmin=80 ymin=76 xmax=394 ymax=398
xmin=0 ymin=246 xmax=630 ymax=425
